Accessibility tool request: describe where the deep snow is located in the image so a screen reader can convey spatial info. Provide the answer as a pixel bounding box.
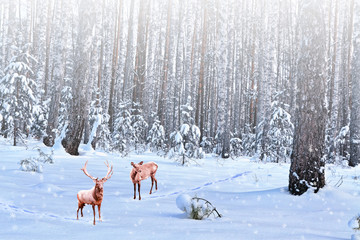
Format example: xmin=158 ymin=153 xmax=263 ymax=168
xmin=0 ymin=138 xmax=359 ymax=240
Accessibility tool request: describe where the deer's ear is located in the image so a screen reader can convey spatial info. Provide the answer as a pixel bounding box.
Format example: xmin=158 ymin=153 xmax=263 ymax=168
xmin=139 ymin=161 xmax=144 ymax=165
xmin=131 ymin=162 xmax=135 ymax=167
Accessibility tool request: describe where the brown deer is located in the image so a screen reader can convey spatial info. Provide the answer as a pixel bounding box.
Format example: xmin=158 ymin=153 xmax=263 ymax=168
xmin=130 ymin=161 xmax=158 ymax=200
xmin=77 ymin=160 xmax=113 ymax=225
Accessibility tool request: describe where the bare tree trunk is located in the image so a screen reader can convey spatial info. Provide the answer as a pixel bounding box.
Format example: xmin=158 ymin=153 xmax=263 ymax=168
xmin=158 ymin=0 xmax=172 ymax=126
xmin=350 ymin=0 xmax=360 ymax=167
xmin=289 ymin=0 xmax=327 ymax=195
xmin=43 ymin=0 xmax=53 ymax=100
xmin=62 ymin=0 xmax=95 ymax=155
xmin=132 ymin=0 xmax=148 ymax=106
xmin=195 ymin=0 xmax=207 ymax=141
xmin=108 ymin=0 xmax=122 ymax=131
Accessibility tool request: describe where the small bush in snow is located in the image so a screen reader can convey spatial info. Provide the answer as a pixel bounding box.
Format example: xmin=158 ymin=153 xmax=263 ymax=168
xmin=35 ymin=148 xmax=54 ymax=164
xmin=230 ymin=138 xmax=242 ymax=158
xmin=19 ymin=158 xmax=43 ymax=173
xmin=349 ymin=215 xmax=360 ymax=240
xmin=176 ymin=194 xmax=222 ymax=220
xmin=19 ymin=148 xmax=54 ymax=172
xmin=349 ymin=215 xmax=360 ymax=231
xmin=168 ymin=96 xmax=204 ymax=165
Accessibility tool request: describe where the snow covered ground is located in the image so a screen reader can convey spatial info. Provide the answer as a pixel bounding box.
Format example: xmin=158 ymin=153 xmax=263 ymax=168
xmin=0 ymin=138 xmax=359 ymax=240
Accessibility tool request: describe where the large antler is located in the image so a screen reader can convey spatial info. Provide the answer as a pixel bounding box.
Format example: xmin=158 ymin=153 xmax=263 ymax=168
xmin=81 ymin=160 xmax=97 ymax=180
xmin=103 ymin=160 xmax=113 ymax=181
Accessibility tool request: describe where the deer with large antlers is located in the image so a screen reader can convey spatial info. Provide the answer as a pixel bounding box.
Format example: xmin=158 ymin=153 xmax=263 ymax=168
xmin=130 ymin=161 xmax=158 ymax=200
xmin=77 ymin=160 xmax=113 ymax=225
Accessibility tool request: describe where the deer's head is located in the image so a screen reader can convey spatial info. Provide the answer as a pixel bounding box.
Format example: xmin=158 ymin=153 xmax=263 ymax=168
xmin=131 ymin=161 xmax=144 ymax=173
xmin=81 ymin=160 xmax=113 ymax=192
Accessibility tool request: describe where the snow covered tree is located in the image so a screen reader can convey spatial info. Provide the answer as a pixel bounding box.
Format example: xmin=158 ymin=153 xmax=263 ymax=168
xmin=262 ymin=93 xmax=294 ymax=163
xmin=30 ymin=102 xmax=48 ymax=140
xmin=0 ymin=45 xmax=37 ymax=146
xmin=169 ymin=96 xmax=204 ymax=165
xmin=131 ymin=104 xmax=148 ymax=153
xmin=242 ymin=124 xmax=256 ymax=157
xmin=289 ymin=0 xmax=327 ymax=195
xmin=230 ymin=138 xmax=242 ymax=158
xmin=148 ymin=117 xmax=166 ymax=153
xmin=87 ymin=98 xmax=111 ymax=151
xmin=112 ymin=102 xmax=134 ymax=155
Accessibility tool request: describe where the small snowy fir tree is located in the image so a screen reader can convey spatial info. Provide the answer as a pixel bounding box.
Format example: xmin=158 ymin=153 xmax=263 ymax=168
xmin=200 ymin=136 xmax=214 ymax=154
xmin=131 ymin=103 xmax=148 ymax=153
xmin=265 ymin=95 xmax=294 ymax=163
xmin=332 ymin=125 xmax=350 ymax=165
xmin=176 ymin=194 xmax=222 ymax=220
xmin=112 ymin=102 xmax=134 ymax=155
xmin=230 ymin=138 xmax=243 ymax=158
xmin=58 ymin=83 xmax=72 ymax=129
xmin=147 ymin=117 xmax=166 ymax=154
xmin=242 ymin=123 xmax=256 ymax=156
xmin=0 ymin=45 xmax=37 ymax=146
xmin=31 ymin=100 xmax=48 ymax=140
xmin=87 ymin=98 xmax=111 ymax=151
xmin=168 ymin=96 xmax=204 ymax=165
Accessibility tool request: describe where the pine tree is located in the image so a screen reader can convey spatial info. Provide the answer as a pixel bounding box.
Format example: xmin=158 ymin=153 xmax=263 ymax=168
xmin=112 ymin=102 xmax=134 ymax=155
xmin=0 ymin=45 xmax=37 ymax=146
xmin=169 ymin=96 xmax=204 ymax=165
xmin=131 ymin=103 xmax=148 ymax=153
xmin=148 ymin=117 xmax=166 ymax=153
xmin=265 ymin=93 xmax=294 ymax=163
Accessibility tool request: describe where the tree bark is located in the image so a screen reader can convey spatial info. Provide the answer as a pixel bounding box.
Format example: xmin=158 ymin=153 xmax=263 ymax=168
xmin=289 ymin=0 xmax=327 ymax=195
xmin=350 ymin=0 xmax=360 ymax=167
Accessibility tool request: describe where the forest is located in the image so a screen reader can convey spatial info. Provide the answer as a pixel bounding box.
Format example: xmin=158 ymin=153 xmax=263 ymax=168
xmin=0 ymin=0 xmax=359 ymax=195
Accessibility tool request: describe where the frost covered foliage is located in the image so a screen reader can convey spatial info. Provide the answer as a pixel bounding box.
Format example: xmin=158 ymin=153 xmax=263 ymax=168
xmin=349 ymin=215 xmax=360 ymax=231
xmin=112 ymin=102 xmax=148 ymax=155
xmin=131 ymin=104 xmax=148 ymax=153
xmin=327 ymin=125 xmax=350 ymax=164
xmin=88 ymin=99 xmax=111 ymax=151
xmin=168 ymin=97 xmax=204 ymax=165
xmin=112 ymin=102 xmax=133 ymax=155
xmin=200 ymin=136 xmax=214 ymax=154
xmin=242 ymin=124 xmax=256 ymax=156
xmin=30 ymin=101 xmax=48 ymax=140
xmin=147 ymin=118 xmax=166 ymax=154
xmin=0 ymin=45 xmax=37 ymax=146
xmin=230 ymin=138 xmax=242 ymax=158
xmin=19 ymin=148 xmax=54 ymax=173
xmin=264 ymin=97 xmax=294 ymax=163
xmin=176 ymin=194 xmax=222 ymax=220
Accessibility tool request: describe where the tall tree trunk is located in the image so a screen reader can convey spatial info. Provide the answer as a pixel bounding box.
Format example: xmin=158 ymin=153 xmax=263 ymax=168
xmin=62 ymin=0 xmax=95 ymax=155
xmin=43 ymin=0 xmax=53 ymax=100
xmin=43 ymin=0 xmax=66 ymax=147
xmin=132 ymin=0 xmax=148 ymax=106
xmin=349 ymin=0 xmax=360 ymax=167
xmin=289 ymin=0 xmax=327 ymax=195
xmin=108 ymin=0 xmax=122 ymax=131
xmin=158 ymin=0 xmax=172 ymax=126
xmin=195 ymin=0 xmax=207 ymax=141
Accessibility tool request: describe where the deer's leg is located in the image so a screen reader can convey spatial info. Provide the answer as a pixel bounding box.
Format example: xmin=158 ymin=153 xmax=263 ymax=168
xmin=150 ymin=177 xmax=154 ymax=194
xmin=153 ymin=175 xmax=158 ymax=190
xmin=81 ymin=204 xmax=85 ymax=217
xmin=77 ymin=206 xmax=80 ymax=220
xmin=138 ymin=183 xmax=141 ymax=200
xmin=92 ymin=205 xmax=96 ymax=225
xmin=133 ymin=183 xmax=136 ymax=199
xmin=98 ymin=204 xmax=102 ymax=222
